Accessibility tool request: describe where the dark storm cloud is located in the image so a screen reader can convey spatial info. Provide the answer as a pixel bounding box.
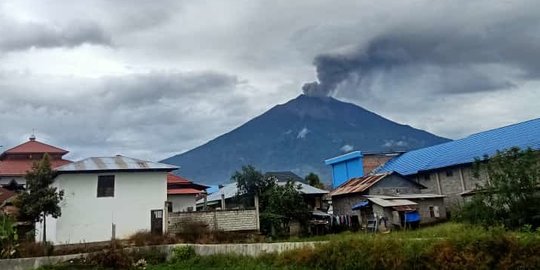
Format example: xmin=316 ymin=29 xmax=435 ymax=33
xmin=0 ymin=18 xmax=111 ymax=52
xmin=303 ymin=14 xmax=540 ymax=96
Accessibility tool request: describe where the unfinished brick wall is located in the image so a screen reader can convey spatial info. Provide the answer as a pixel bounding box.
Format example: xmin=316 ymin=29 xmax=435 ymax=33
xmin=168 ymin=209 xmax=258 ymax=233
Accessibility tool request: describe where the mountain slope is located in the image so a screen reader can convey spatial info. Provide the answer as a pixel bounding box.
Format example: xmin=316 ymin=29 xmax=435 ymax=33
xmin=162 ymin=95 xmax=450 ymax=185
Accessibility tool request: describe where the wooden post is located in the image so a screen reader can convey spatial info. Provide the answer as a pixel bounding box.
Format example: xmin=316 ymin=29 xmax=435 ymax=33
xmin=435 ymin=172 xmax=442 ymax=195
xmin=459 ymin=168 xmax=466 ymax=192
xmin=163 ymin=201 xmax=169 ymax=234
xmin=221 ymin=193 xmax=226 ymax=210
xmin=42 ymin=213 xmax=46 ymax=243
xmin=254 ymin=194 xmax=260 ymax=232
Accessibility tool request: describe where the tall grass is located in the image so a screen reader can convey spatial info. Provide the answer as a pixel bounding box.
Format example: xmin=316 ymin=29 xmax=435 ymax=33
xmin=150 ymin=223 xmax=540 ymax=270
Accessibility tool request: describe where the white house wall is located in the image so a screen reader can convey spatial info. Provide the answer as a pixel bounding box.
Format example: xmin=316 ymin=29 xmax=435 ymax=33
xmin=167 ymin=194 xmax=197 ymax=212
xmin=41 ymin=171 xmax=167 ymax=244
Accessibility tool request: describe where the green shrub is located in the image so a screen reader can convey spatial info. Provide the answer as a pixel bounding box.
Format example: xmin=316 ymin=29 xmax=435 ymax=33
xmin=0 ymin=214 xmax=18 ymax=258
xmin=170 ymin=245 xmax=196 ymax=262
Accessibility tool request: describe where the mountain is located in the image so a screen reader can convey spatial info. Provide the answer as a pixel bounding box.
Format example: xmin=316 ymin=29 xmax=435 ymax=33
xmin=161 ymin=95 xmax=450 ymax=185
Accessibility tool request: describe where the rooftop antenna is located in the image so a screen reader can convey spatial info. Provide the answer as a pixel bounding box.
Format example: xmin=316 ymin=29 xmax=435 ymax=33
xmin=29 ymin=129 xmax=36 ymax=141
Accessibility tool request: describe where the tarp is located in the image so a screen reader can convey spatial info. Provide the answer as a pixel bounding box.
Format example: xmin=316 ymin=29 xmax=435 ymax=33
xmin=352 ymin=200 xmax=369 ymax=210
xmin=404 ymin=211 xmax=421 ymax=223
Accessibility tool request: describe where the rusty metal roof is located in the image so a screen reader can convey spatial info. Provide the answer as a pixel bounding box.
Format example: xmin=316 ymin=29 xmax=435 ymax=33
xmin=329 ymin=172 xmax=393 ymax=197
xmin=56 ymin=155 xmax=178 ymax=172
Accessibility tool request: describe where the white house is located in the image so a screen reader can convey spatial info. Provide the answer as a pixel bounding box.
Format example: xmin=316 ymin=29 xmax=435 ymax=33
xmin=36 ymin=155 xmax=177 ymax=244
xmin=166 ymin=173 xmax=208 ymax=212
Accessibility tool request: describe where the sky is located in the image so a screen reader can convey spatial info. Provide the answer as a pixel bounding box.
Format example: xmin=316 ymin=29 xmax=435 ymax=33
xmin=0 ymin=0 xmax=539 ymax=161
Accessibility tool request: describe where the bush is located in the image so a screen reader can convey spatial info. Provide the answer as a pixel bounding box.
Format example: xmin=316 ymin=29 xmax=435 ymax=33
xmin=170 ymin=246 xmax=196 ymax=262
xmin=17 ymin=241 xmax=54 ymax=258
xmin=0 ymin=214 xmax=18 ymax=258
xmin=174 ymin=220 xmax=210 ymax=243
xmin=87 ymin=247 xmax=133 ymax=269
xmin=129 ymin=230 xmax=177 ymax=246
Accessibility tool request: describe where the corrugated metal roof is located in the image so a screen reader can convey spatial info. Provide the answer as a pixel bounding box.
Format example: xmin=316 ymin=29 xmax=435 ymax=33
xmin=198 ymin=181 xmax=329 ymax=204
xmin=377 ymin=118 xmax=540 ymax=176
xmin=56 ymin=155 xmax=178 ymax=172
xmin=366 ymin=194 xmax=445 ymax=199
xmin=329 ymin=172 xmax=393 ymax=197
xmin=367 ymin=197 xmax=417 ymax=208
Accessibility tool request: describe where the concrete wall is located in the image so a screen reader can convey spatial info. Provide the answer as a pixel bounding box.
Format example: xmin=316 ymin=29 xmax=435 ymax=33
xmin=369 ymin=174 xmax=421 ymax=196
xmin=36 ymin=171 xmax=167 ymax=244
xmin=332 ymin=193 xmax=364 ymax=216
xmin=0 ymin=241 xmax=322 ymax=270
xmin=415 ymin=165 xmax=490 ymax=206
xmin=168 ymin=209 xmax=258 ymax=233
xmin=168 ymin=194 xmax=197 ymax=212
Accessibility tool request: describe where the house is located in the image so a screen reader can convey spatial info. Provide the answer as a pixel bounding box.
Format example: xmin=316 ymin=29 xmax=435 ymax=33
xmin=197 ymin=171 xmax=329 ymax=211
xmin=329 ymin=172 xmax=446 ymax=228
xmin=325 ymin=151 xmax=402 ymax=188
xmin=167 ymin=173 xmax=208 ymax=212
xmin=36 ymin=155 xmax=177 ymax=244
xmin=0 ymin=135 xmax=71 ymax=188
xmin=376 ymin=118 xmax=540 ymax=205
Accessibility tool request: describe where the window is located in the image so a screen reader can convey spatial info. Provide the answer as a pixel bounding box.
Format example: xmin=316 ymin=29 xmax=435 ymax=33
xmin=423 ymin=174 xmax=431 ymax=180
xmin=97 ymin=175 xmax=115 ymax=197
xmin=446 ymin=170 xmax=454 ymax=177
xmin=429 ymin=206 xmax=440 ymax=218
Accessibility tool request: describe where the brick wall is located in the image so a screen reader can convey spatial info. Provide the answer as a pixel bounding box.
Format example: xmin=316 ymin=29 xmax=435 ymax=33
xmin=416 ymin=165 xmax=492 ymax=207
xmin=168 ymin=209 xmax=258 ymax=233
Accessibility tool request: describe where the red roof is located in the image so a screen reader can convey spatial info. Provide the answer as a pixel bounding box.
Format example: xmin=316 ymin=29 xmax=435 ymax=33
xmin=168 ymin=188 xmax=203 ymax=195
xmin=0 ymin=159 xmax=72 ymax=176
xmin=167 ymin=173 xmax=191 ymax=184
xmin=166 ymin=173 xmax=208 ymax=195
xmin=1 ymin=139 xmax=68 ymax=158
xmin=0 ymin=187 xmax=17 ymax=204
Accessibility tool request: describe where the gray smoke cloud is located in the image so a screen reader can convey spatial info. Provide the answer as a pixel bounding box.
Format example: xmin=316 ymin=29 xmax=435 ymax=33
xmin=302 ymin=13 xmax=540 ymax=97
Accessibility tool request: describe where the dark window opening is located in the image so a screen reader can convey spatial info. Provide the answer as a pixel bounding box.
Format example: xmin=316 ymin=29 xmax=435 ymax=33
xmin=97 ymin=175 xmax=115 ymax=197
xmin=429 ymin=206 xmax=435 ymax=218
xmin=446 ymin=170 xmax=454 ymax=177
xmin=423 ymin=174 xmax=431 ymax=180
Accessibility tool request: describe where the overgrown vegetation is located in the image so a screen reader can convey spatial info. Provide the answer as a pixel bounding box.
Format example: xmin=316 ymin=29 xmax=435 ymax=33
xmin=35 ymin=223 xmax=540 ymax=269
xmin=0 ymin=214 xmax=18 ymax=258
xmin=456 ymin=147 xmax=540 ymax=229
xmin=233 ymin=165 xmax=311 ymax=237
xmin=147 ymin=223 xmax=540 ymax=270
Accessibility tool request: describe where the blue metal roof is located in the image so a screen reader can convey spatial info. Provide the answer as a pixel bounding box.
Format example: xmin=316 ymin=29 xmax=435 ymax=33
xmin=377 ymin=118 xmax=540 ymax=176
xmin=325 ymin=151 xmax=363 ymax=165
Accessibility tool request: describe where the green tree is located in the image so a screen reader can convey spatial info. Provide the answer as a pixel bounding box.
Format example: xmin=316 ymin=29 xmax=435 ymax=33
xmin=261 ymin=181 xmax=311 ymax=236
xmin=305 ymin=172 xmax=325 ymax=189
xmin=16 ymin=154 xmax=64 ymax=243
xmin=459 ymin=147 xmax=540 ymax=229
xmin=231 ymin=165 xmax=311 ymax=236
xmin=233 ymin=165 xmax=275 ymax=206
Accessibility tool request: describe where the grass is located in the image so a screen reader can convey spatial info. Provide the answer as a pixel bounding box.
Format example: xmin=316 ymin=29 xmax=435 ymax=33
xmin=38 ymin=222 xmax=540 ymax=269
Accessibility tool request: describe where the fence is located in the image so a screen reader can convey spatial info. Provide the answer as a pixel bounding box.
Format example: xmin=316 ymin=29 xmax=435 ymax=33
xmin=168 ymin=209 xmax=259 ymax=233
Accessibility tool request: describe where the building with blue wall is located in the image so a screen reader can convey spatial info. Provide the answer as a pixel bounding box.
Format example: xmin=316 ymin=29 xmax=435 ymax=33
xmin=325 ymin=151 xmax=364 ymax=188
